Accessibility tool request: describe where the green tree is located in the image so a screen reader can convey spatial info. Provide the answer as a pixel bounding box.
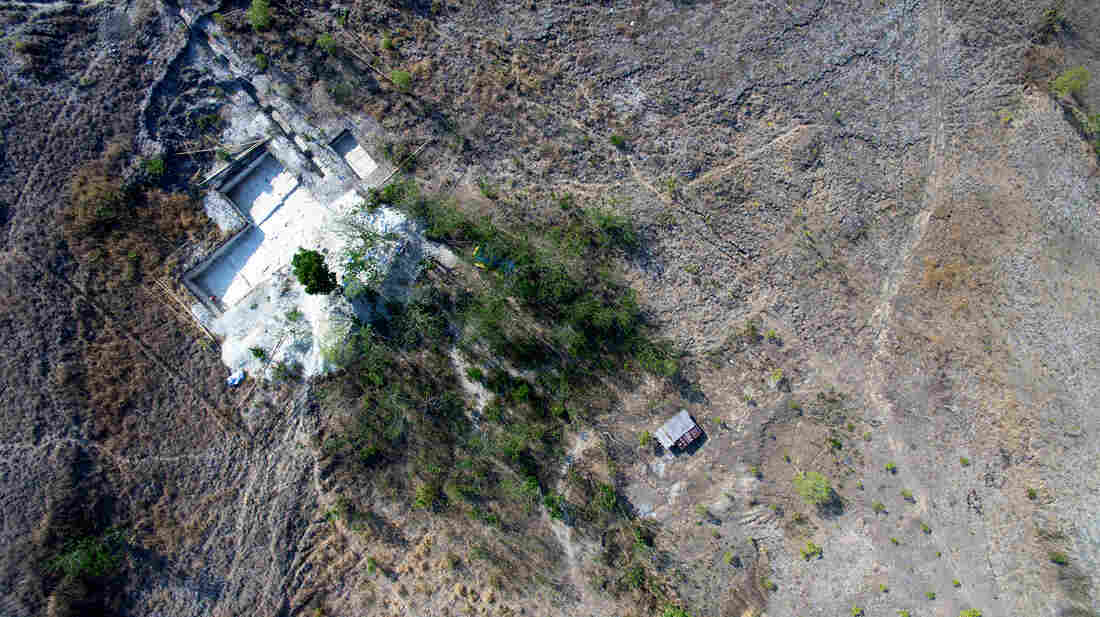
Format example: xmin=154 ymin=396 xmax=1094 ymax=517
xmin=793 ymin=471 xmax=835 ymax=505
xmin=1052 ymin=67 xmax=1090 ymax=98
xmin=391 ymin=69 xmax=412 ymax=92
xmin=247 ymin=0 xmax=272 ymax=31
xmin=292 ymin=248 xmax=339 ymax=294
xmin=142 ymin=157 xmax=166 ymax=179
xmin=317 ymin=33 xmax=337 ymax=54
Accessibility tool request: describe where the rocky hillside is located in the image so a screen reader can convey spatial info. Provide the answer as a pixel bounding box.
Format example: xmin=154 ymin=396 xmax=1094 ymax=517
xmin=1 ymin=0 xmax=1099 ymax=616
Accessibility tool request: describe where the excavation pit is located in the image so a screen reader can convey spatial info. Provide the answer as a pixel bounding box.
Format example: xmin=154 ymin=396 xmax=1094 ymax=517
xmin=192 ymin=152 xmax=330 ymax=307
xmin=331 ymin=131 xmax=378 ymax=180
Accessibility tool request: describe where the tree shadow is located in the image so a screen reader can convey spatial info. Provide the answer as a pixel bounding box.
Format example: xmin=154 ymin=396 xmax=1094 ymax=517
xmin=815 ymin=494 xmax=845 ymax=519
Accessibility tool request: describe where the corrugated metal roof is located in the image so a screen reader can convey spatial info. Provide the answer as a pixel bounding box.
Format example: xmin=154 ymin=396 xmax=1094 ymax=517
xmin=654 ymin=410 xmax=697 ymax=449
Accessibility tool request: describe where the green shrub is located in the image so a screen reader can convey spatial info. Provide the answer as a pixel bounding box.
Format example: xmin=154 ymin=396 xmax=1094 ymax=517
xmin=272 ymin=360 xmax=301 ymax=381
xmin=249 ymin=346 xmax=267 ymax=361
xmin=920 ymin=521 xmax=932 ymax=534
xmin=953 ymin=578 xmax=961 ymax=587
xmin=926 ymin=591 xmax=937 ymax=600
xmin=1039 ymin=4 xmax=1066 ymax=38
xmin=793 ymin=471 xmax=834 ymax=505
xmin=760 ymin=577 xmax=777 ymax=592
xmin=196 ymin=113 xmax=221 ymax=131
xmin=585 ymin=205 xmax=639 ymax=251
xmin=292 ymin=248 xmax=339 ymax=294
xmin=381 ymin=36 xmax=395 ymax=51
xmin=285 ymin=308 xmax=303 ymax=322
xmin=1052 ymin=66 xmax=1090 ymax=98
xmin=960 ymin=456 xmax=970 ymax=466
xmin=1050 ymin=551 xmax=1069 ymax=565
xmin=594 ymin=483 xmax=618 ymax=513
xmin=1027 ymin=487 xmax=1039 ymax=500
xmin=872 ymin=501 xmax=886 ymax=513
xmin=661 ymin=607 xmax=691 ymax=617
xmin=879 ymin=583 xmax=889 ymax=593
xmin=958 ymin=610 xmax=982 ymax=617
xmin=255 ymin=53 xmax=269 ymax=71
xmin=476 ymin=177 xmax=499 ymax=200
xmin=898 ymin=611 xmax=910 ymax=617
xmin=901 ymin=489 xmax=914 ymax=501
xmin=851 ymin=607 xmax=864 ymax=616
xmin=413 ymin=483 xmax=443 ymax=510
xmin=609 ymin=134 xmax=627 ymax=149
xmin=800 ymin=541 xmax=823 ymax=560
xmin=142 ymin=157 xmax=166 ymax=179
xmin=639 ymin=430 xmax=652 ymax=447
xmin=543 ymin=493 xmax=567 ymax=520
xmin=465 ymin=366 xmax=483 ymax=382
xmin=391 ymin=69 xmax=412 ymax=92
xmin=247 ymin=0 xmax=272 ymax=30
xmin=1087 ymin=114 xmax=1100 ymax=136
xmin=48 ymin=530 xmax=125 ymax=579
xmin=885 ymin=461 xmax=897 ymax=474
xmin=890 ymin=537 xmax=900 ymax=545
xmin=317 ymin=33 xmax=337 ymax=54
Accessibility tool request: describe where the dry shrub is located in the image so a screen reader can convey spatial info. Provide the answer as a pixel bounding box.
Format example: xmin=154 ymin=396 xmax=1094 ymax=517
xmin=57 ymin=144 xmax=211 ymax=436
xmin=85 ymin=334 xmax=149 ymax=421
xmin=66 ymin=160 xmax=133 ymax=238
xmin=63 ymin=162 xmax=206 ymax=293
xmin=921 ymin=259 xmax=974 ymax=291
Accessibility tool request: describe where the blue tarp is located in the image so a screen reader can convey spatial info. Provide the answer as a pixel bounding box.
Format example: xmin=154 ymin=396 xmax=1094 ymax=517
xmin=472 ymin=246 xmax=515 ymax=274
xmin=227 ymin=369 xmax=246 ymax=386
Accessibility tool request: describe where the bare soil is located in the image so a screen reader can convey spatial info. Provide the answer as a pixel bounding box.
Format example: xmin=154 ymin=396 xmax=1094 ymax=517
xmin=2 ymin=0 xmax=1100 ymax=616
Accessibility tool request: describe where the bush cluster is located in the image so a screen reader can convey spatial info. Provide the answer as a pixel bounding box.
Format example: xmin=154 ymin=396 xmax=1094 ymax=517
xmin=48 ymin=530 xmax=125 ymax=579
xmin=401 ymin=184 xmax=672 ymax=376
xmin=317 ymin=33 xmax=337 ymax=54
xmin=793 ymin=471 xmax=834 ymax=505
xmin=247 ymin=0 xmax=272 ymax=30
xmin=1052 ymin=67 xmax=1090 ymax=99
xmin=391 ymin=69 xmax=412 ymax=92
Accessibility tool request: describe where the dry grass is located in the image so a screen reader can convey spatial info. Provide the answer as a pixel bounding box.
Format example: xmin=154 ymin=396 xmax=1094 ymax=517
xmin=54 ymin=141 xmax=215 ymax=443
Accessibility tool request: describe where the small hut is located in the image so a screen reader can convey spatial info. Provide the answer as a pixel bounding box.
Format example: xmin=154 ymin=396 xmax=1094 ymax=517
xmin=654 ymin=410 xmax=703 ymax=450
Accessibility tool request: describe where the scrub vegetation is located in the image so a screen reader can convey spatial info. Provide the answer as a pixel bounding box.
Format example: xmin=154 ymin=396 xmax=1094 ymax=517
xmin=317 ymin=178 xmax=680 ymax=610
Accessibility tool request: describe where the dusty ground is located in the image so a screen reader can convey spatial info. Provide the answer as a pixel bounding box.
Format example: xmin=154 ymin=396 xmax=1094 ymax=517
xmin=2 ymin=0 xmax=1100 ymax=616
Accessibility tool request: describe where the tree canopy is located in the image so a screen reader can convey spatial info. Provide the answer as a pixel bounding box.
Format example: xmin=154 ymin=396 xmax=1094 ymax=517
xmin=292 ymin=248 xmax=339 ymax=295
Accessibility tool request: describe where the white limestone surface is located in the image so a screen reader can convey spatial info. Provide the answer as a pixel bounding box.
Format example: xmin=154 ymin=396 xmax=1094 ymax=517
xmin=343 ymin=143 xmax=378 ymax=179
xmin=197 ymin=156 xmax=332 ymax=306
xmin=206 ymin=203 xmax=427 ymax=380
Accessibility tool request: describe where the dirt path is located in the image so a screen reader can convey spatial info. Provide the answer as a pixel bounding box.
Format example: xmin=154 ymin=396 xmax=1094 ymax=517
xmin=628 ymin=157 xmax=749 ymax=261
